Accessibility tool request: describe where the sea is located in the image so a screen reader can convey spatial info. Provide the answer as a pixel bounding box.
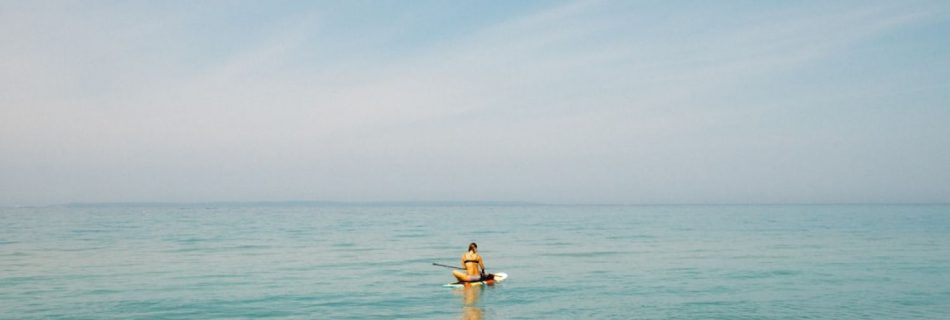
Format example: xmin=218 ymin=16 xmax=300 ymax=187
xmin=1 ymin=204 xmax=949 ymax=319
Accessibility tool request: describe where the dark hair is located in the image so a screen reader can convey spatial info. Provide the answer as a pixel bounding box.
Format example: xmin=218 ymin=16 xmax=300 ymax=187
xmin=468 ymin=242 xmax=477 ymax=252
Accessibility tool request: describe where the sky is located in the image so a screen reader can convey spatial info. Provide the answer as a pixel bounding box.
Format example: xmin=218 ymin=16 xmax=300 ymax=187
xmin=1 ymin=0 xmax=949 ymax=206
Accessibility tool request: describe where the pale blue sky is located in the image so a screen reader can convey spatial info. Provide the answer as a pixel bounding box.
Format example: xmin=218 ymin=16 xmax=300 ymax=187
xmin=1 ymin=1 xmax=949 ymax=205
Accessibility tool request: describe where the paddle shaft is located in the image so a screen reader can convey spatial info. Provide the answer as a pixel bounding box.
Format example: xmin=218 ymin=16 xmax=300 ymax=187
xmin=432 ymin=262 xmax=465 ymax=270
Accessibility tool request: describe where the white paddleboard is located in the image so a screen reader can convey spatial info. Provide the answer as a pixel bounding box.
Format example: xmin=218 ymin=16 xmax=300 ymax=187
xmin=444 ymin=272 xmax=508 ymax=288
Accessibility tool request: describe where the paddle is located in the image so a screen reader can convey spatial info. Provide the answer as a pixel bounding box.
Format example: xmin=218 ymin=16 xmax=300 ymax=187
xmin=431 ymin=262 xmax=465 ymax=270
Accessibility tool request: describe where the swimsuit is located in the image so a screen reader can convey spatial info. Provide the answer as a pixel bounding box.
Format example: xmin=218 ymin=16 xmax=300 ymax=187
xmin=462 ymin=258 xmax=482 ymax=281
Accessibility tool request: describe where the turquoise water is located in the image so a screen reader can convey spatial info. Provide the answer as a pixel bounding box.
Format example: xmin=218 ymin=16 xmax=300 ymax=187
xmin=2 ymin=204 xmax=949 ymax=319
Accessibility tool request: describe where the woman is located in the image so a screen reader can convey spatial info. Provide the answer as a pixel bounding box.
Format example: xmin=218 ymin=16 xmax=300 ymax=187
xmin=452 ymin=242 xmax=488 ymax=282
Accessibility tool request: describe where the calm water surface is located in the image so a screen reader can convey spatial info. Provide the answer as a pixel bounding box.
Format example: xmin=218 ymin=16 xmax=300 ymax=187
xmin=1 ymin=204 xmax=949 ymax=319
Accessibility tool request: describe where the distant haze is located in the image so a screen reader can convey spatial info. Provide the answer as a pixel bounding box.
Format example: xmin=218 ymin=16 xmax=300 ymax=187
xmin=2 ymin=1 xmax=949 ymax=206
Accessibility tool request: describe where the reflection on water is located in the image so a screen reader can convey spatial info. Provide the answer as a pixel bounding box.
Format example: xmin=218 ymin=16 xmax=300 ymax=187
xmin=459 ymin=286 xmax=482 ymax=320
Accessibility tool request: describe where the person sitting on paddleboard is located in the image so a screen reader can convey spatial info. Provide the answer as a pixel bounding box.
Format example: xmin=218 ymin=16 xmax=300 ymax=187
xmin=452 ymin=242 xmax=492 ymax=282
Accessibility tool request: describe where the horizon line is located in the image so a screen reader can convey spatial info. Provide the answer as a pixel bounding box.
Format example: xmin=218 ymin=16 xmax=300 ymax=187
xmin=3 ymin=200 xmax=949 ymax=209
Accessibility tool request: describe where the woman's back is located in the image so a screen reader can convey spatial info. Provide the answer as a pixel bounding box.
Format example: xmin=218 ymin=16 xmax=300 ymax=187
xmin=462 ymin=251 xmax=482 ymax=275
